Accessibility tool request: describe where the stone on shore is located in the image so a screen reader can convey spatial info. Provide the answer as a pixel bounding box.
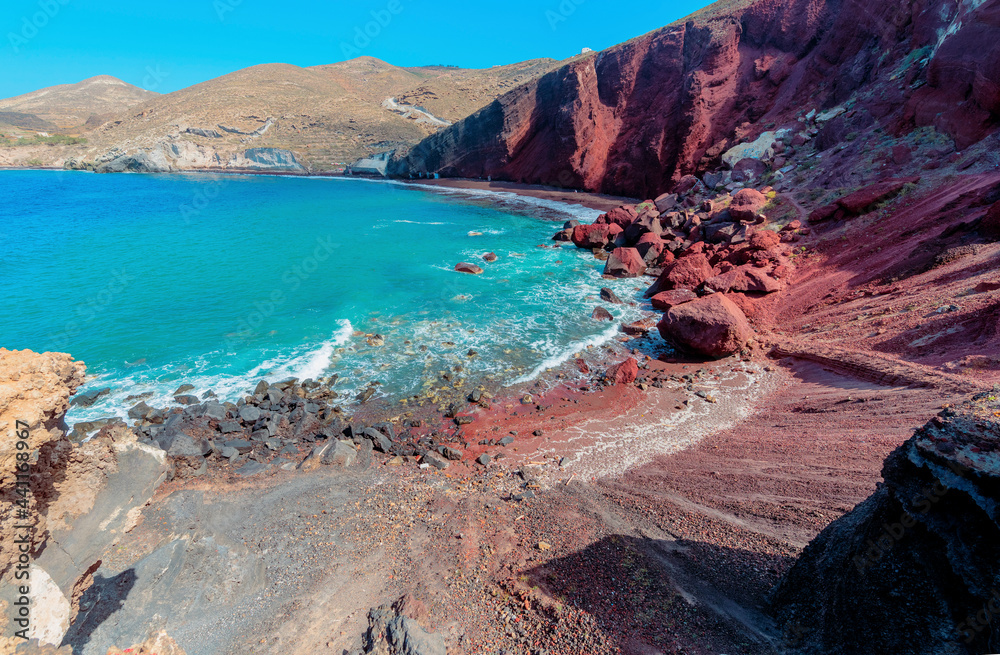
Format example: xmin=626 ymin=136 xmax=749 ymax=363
xmin=591 ymin=307 xmax=614 ymax=321
xmin=572 ymin=223 xmax=622 ymax=249
xmin=646 ymin=253 xmax=714 ymax=296
xmin=605 ymin=357 xmax=638 ymax=385
xmin=70 ymin=386 xmax=111 ymax=408
xmin=600 ymin=287 xmax=625 ymax=304
xmin=657 ymin=294 xmax=752 ymax=358
xmin=650 ymin=289 xmax=698 ymax=311
xmin=603 ymin=247 xmax=647 ymax=278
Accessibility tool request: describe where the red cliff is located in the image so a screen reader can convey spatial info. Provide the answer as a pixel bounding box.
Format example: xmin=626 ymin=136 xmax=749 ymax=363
xmin=390 ymin=0 xmax=1000 ymax=198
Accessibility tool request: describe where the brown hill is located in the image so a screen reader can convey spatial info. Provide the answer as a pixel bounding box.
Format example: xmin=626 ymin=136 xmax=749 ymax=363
xmin=69 ymin=56 xmax=561 ymax=172
xmin=0 ymin=75 xmax=158 ymax=131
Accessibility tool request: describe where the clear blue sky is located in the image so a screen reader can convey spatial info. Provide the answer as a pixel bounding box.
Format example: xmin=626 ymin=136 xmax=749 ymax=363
xmin=0 ymin=0 xmax=713 ymax=98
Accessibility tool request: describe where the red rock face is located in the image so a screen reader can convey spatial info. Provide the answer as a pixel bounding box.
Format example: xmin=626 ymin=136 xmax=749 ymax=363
xmin=391 ymin=0 xmax=999 ymax=198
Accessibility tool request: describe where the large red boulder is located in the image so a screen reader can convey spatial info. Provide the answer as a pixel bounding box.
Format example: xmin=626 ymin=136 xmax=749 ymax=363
xmin=603 ymin=247 xmax=647 ymax=278
xmin=635 ymin=232 xmax=665 ymax=263
xmin=729 ymin=188 xmax=768 ymax=222
xmin=646 ymin=253 xmax=715 ymax=296
xmin=704 ymin=265 xmax=783 ymax=294
xmin=605 ymin=357 xmax=638 ymax=385
xmin=747 ymin=230 xmax=781 ymax=250
xmin=572 ymin=223 xmax=622 ymax=249
xmin=601 ymin=206 xmax=639 ymax=228
xmin=657 ymin=294 xmax=752 ymax=358
xmin=650 ymin=288 xmax=697 ymax=311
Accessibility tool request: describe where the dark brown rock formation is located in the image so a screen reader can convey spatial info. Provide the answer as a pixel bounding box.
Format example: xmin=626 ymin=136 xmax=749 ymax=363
xmin=771 ymin=391 xmax=1000 ymax=654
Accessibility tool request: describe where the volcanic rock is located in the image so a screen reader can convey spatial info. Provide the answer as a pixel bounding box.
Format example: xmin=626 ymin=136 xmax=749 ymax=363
xmin=835 ymin=177 xmax=918 ymax=215
xmin=731 ymin=158 xmax=767 ymax=184
xmin=572 ymin=223 xmax=621 ymax=249
xmin=654 ymin=192 xmax=678 ymax=212
xmin=600 ymin=206 xmax=639 ymax=228
xmin=635 ymin=232 xmax=665 ymax=264
xmin=591 ymin=307 xmax=614 ymax=322
xmin=729 ymin=188 xmax=768 ymax=222
xmin=772 ymin=394 xmax=1000 ymax=654
xmin=70 ymin=387 xmax=110 ymax=408
xmin=600 ymin=287 xmax=625 ymax=304
xmin=657 ymin=295 xmax=752 ymax=357
xmin=650 ymin=289 xmax=698 ymax=311
xmin=454 ymin=262 xmax=484 ymax=275
xmin=362 ymin=598 xmax=446 ymax=655
xmin=605 ymin=358 xmax=638 ymax=385
xmin=646 ymin=253 xmax=714 ymax=296
xmin=705 ymin=265 xmax=783 ymax=294
xmin=603 ymin=247 xmax=647 ymax=278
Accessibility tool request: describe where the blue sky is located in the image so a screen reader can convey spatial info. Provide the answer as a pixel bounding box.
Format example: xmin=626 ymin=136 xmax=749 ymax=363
xmin=0 ymin=0 xmax=713 ymax=98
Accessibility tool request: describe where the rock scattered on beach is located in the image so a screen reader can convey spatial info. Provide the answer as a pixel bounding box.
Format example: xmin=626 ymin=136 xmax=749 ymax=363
xmin=657 ymin=295 xmax=752 ymax=358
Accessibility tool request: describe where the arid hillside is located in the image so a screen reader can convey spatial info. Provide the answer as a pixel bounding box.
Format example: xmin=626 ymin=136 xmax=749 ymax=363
xmin=0 ymin=56 xmax=563 ymax=172
xmin=0 ymin=75 xmax=158 ymax=132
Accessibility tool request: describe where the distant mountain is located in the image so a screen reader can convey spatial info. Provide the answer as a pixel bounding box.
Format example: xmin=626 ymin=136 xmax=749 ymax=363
xmin=75 ymin=56 xmax=562 ymax=172
xmin=0 ymin=75 xmax=158 ymax=131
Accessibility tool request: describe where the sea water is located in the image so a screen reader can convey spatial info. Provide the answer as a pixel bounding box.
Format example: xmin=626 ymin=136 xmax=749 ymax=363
xmin=0 ymin=170 xmax=647 ymax=423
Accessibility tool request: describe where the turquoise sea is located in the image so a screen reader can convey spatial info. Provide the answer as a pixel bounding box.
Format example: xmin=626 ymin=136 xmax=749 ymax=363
xmin=1 ymin=170 xmax=646 ymax=423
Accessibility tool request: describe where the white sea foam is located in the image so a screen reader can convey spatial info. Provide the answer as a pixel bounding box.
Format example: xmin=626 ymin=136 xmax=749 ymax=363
xmin=273 ymin=319 xmax=354 ymax=381
xmin=510 ymin=323 xmax=621 ymax=385
xmin=393 ymin=220 xmax=450 ymax=225
xmin=67 ymin=321 xmax=355 ymax=426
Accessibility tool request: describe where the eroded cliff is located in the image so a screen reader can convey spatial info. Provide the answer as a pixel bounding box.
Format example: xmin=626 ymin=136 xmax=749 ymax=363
xmin=391 ymin=0 xmax=1000 ymax=198
xmin=0 ymin=349 xmax=167 ymax=650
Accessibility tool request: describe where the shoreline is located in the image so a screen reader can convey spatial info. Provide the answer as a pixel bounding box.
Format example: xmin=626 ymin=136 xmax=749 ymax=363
xmin=1 ymin=165 xmax=637 ymax=214
xmin=402 ymin=177 xmax=640 ymax=213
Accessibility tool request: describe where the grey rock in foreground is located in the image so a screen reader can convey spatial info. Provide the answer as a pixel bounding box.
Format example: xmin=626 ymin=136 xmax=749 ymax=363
xmin=353 ymin=598 xmax=446 ymax=655
xmin=771 ymin=392 xmax=1000 ymax=654
xmin=63 ymin=490 xmax=267 ymax=654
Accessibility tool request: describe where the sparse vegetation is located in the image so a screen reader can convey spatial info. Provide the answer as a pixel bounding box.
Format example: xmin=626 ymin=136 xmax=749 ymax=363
xmin=0 ymin=134 xmax=87 ymax=147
